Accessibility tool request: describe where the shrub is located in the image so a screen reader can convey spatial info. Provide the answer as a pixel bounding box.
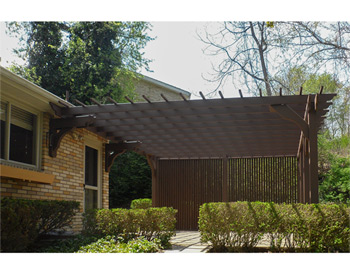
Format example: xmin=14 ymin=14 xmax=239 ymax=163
xmin=0 ymin=198 xmax=80 ymax=252
xmin=198 ymin=202 xmax=266 ymax=251
xmin=130 ymin=198 xmax=152 ymax=209
xmin=40 ymin=235 xmax=99 ymax=253
xmin=198 ymin=201 xmax=350 ymax=252
xmin=82 ymin=207 xmax=177 ymax=247
xmin=76 ymin=236 xmax=161 ymax=253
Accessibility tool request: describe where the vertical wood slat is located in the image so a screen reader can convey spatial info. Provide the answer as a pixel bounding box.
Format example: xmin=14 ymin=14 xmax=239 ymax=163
xmin=156 ymin=156 xmax=298 ymax=230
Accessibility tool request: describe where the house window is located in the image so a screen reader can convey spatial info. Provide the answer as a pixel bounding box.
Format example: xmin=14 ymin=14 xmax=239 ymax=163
xmin=84 ymin=145 xmax=101 ymax=211
xmin=0 ymin=100 xmax=39 ymax=167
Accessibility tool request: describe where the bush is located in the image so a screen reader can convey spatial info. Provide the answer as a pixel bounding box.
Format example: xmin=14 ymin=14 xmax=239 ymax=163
xmin=198 ymin=201 xmax=350 ymax=252
xmin=82 ymin=207 xmax=177 ymax=247
xmin=319 ymin=157 xmax=350 ymax=203
xmin=40 ymin=235 xmax=99 ymax=253
xmin=130 ymin=198 xmax=152 ymax=209
xmin=198 ymin=202 xmax=266 ymax=251
xmin=76 ymin=236 xmax=161 ymax=253
xmin=1 ymin=198 xmax=80 ymax=252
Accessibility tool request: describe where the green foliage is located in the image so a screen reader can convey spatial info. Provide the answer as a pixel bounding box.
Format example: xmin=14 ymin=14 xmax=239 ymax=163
xmin=319 ymin=157 xmax=350 ymax=203
xmin=198 ymin=201 xmax=266 ymax=251
xmin=39 ymin=235 xmax=161 ymax=253
xmin=82 ymin=207 xmax=177 ymax=248
xmin=130 ymin=198 xmax=152 ymax=209
xmin=7 ymin=21 xmax=153 ymax=104
xmin=198 ymin=202 xmax=350 ymax=252
xmin=109 ymin=151 xmax=152 ymax=209
xmin=40 ymin=235 xmax=99 ymax=253
xmin=0 ymin=198 xmax=80 ymax=252
xmin=318 ymin=133 xmax=350 ymax=203
xmin=76 ymin=236 xmax=161 ymax=253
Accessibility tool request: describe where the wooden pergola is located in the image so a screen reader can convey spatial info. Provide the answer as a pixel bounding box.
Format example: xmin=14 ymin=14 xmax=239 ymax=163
xmin=49 ymin=90 xmax=335 ymax=228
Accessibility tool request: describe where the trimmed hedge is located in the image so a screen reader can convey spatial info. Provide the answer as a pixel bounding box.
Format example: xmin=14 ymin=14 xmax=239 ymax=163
xmin=82 ymin=207 xmax=177 ymax=247
xmin=130 ymin=198 xmax=152 ymax=209
xmin=1 ymin=198 xmax=80 ymax=252
xmin=198 ymin=201 xmax=350 ymax=252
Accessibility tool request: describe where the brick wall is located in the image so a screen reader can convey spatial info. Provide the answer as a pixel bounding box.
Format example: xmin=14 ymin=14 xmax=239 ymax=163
xmin=0 ymin=113 xmax=109 ymax=232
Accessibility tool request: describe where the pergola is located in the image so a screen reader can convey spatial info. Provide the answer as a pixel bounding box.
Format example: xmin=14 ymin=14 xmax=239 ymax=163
xmin=49 ymin=90 xmax=335 ymax=228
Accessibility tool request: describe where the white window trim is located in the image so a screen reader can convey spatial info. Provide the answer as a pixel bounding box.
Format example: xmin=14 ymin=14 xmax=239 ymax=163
xmin=83 ymin=138 xmax=103 ymax=211
xmin=1 ymin=96 xmax=43 ymax=170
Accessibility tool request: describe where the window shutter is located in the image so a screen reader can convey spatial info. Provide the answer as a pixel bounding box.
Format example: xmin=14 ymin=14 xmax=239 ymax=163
xmin=10 ymin=105 xmax=35 ymax=131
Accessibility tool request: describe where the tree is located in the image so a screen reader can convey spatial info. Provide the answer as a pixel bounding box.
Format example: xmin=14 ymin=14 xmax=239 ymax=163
xmin=275 ymin=22 xmax=350 ymax=75
xmin=199 ymin=21 xmax=350 ymax=96
xmin=199 ymin=22 xmax=276 ymax=96
xmin=7 ymin=21 xmax=153 ymax=103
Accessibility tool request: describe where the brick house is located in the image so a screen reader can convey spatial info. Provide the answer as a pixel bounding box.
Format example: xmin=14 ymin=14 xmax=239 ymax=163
xmin=0 ymin=66 xmax=190 ymax=232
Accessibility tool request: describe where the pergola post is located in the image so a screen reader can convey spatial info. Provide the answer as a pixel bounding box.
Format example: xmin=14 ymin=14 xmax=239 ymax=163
xmin=308 ymin=104 xmax=319 ymax=203
xmin=222 ymin=156 xmax=228 ymax=202
xmin=303 ymin=137 xmax=311 ymax=203
xmin=298 ymin=145 xmax=304 ymax=203
xmin=146 ymin=155 xmax=158 ymax=207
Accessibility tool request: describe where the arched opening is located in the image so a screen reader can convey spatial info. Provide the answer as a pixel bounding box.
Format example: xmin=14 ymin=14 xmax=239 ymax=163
xmin=109 ymin=151 xmax=152 ymax=209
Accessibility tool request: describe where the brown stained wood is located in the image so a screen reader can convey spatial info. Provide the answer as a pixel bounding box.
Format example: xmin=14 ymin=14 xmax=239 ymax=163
xmin=59 ymin=94 xmax=336 ymax=117
xmin=74 ymin=99 xmax=87 ymax=107
xmin=179 ymin=93 xmax=188 ymax=101
xmin=308 ymin=108 xmax=319 ymax=203
xmin=319 ymin=86 xmax=324 ymax=94
xmin=269 ymin=104 xmax=309 ymax=138
xmin=89 ymin=110 xmax=329 ymax=134
xmin=105 ymin=125 xmax=301 ymax=138
xmin=222 ymin=157 xmax=228 ymax=202
xmin=161 ymin=94 xmax=169 ymax=102
xmin=142 ymin=95 xmax=152 ymax=103
xmin=91 ymin=98 xmax=102 ymax=106
xmin=49 ymin=127 xmax=73 ymax=157
xmin=105 ymin=142 xmax=141 ymax=172
xmin=146 ymin=155 xmax=158 ymax=207
xmin=118 ymin=132 xmax=300 ymax=144
xmin=125 ymin=96 xmax=134 ymax=104
xmin=199 ymin=91 xmax=206 ymax=100
xmin=50 ymin=94 xmax=333 ymax=210
xmin=107 ymin=96 xmax=118 ymax=105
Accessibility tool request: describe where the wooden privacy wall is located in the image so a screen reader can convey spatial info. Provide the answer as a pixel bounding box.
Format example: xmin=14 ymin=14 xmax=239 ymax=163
xmin=155 ymin=157 xmax=298 ymax=230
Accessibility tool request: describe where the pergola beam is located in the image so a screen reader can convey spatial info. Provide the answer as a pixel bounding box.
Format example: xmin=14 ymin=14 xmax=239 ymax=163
xmin=105 ymin=142 xmax=141 ymax=172
xmin=58 ymin=94 xmax=335 ymax=117
xmin=269 ymin=104 xmax=309 ymax=138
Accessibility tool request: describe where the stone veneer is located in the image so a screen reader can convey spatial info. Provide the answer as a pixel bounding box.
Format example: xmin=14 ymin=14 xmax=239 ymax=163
xmin=0 ymin=113 xmax=109 ymax=233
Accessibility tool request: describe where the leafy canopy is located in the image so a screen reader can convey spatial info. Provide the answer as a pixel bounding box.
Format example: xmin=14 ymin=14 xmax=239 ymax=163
xmin=7 ymin=21 xmax=153 ymax=104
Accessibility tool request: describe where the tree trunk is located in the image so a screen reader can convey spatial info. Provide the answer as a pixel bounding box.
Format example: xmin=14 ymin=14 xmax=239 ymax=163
xmin=249 ymin=22 xmax=272 ymax=96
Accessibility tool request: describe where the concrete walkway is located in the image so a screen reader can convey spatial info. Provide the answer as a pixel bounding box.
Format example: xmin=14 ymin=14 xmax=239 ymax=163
xmin=164 ymin=231 xmax=273 ymax=253
xmin=164 ymin=231 xmax=209 ymax=253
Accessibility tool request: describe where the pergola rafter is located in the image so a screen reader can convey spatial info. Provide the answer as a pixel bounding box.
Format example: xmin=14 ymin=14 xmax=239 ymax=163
xmin=49 ymin=91 xmax=335 ymax=204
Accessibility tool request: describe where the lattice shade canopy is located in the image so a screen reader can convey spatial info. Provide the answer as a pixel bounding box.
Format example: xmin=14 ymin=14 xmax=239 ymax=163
xmin=50 ymin=93 xmax=335 ymax=159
